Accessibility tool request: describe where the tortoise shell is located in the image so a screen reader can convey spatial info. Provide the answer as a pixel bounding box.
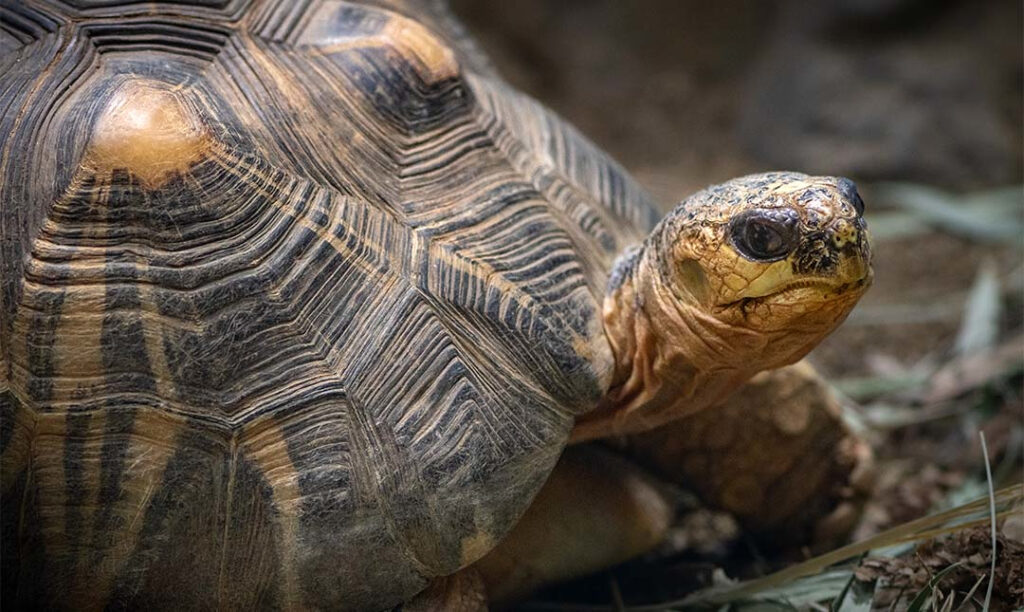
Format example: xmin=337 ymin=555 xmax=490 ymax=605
xmin=0 ymin=1 xmax=661 ymax=609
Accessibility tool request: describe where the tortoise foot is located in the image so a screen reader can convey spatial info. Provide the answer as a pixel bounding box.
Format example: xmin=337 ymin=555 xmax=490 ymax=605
xmin=627 ymin=361 xmax=875 ymax=551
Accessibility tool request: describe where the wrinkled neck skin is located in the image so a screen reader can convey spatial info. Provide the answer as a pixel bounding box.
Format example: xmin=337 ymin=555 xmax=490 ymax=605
xmin=571 ymin=245 xmax=758 ymax=442
xmin=571 ymin=229 xmax=859 ymax=443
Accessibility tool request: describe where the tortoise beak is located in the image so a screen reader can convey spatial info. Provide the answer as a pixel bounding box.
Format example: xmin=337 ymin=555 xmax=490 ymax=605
xmin=834 ymin=217 xmax=872 ymax=287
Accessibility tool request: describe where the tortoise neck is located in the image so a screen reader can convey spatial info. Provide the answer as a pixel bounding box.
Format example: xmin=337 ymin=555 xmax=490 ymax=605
xmin=571 ymin=241 xmax=758 ymax=443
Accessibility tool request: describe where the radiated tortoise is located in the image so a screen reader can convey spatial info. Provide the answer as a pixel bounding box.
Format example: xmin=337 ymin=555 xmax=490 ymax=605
xmin=0 ymin=1 xmax=872 ymax=609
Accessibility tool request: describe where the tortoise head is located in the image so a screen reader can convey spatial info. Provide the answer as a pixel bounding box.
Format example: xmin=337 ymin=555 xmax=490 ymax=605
xmin=662 ymin=172 xmax=871 ymax=338
xmin=579 ymin=172 xmax=871 ymax=441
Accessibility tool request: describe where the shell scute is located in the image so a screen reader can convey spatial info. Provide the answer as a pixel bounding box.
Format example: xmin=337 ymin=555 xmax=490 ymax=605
xmin=0 ymin=1 xmax=660 ymax=609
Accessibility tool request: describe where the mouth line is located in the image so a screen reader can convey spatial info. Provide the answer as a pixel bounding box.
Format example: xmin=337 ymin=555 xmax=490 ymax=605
xmin=722 ymin=274 xmax=871 ymax=309
xmin=775 ymin=277 xmax=859 ymax=295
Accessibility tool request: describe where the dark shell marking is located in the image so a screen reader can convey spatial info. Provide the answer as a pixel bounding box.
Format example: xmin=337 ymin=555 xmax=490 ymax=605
xmin=0 ymin=1 xmax=660 ymax=610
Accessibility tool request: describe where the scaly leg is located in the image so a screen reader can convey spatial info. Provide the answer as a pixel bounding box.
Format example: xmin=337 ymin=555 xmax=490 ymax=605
xmin=472 ymin=445 xmax=674 ymax=605
xmin=625 ymin=361 xmax=874 ymax=549
xmin=464 ymin=363 xmax=873 ymax=607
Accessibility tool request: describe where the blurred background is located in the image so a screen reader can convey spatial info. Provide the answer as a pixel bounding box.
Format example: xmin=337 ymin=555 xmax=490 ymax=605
xmin=450 ymin=0 xmax=1022 ymax=608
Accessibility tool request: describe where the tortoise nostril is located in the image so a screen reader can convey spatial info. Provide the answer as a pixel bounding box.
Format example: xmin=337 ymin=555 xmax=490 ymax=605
xmin=836 ymin=177 xmax=865 ymax=217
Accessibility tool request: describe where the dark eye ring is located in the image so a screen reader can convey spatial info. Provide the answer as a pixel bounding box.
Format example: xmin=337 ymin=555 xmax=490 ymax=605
xmin=729 ymin=210 xmax=798 ymax=261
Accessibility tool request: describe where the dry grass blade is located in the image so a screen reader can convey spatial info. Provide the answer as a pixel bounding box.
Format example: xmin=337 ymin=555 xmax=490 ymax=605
xmin=953 ymin=259 xmax=1001 ymax=357
xmin=860 ymin=402 xmax=968 ymax=430
xmin=831 ymin=566 xmax=858 ymax=610
xmin=979 ymin=433 xmax=996 ymax=612
xmin=903 ymin=562 xmax=963 ymax=612
xmin=864 ymin=185 xmax=1023 ymax=242
xmin=836 ymin=573 xmax=876 ymax=612
xmin=835 ymin=333 xmax=1022 ymax=407
xmin=871 ymin=183 xmax=1023 ymax=245
xmin=637 ymin=485 xmax=1024 ymax=610
xmin=887 ymin=587 xmax=907 ymax=612
xmin=922 ymin=335 xmax=1024 ymax=404
xmin=832 ymin=553 xmax=869 ymax=611
xmin=833 ymin=372 xmax=931 ymax=402
xmin=937 ymin=589 xmax=957 ymax=612
xmin=960 ymin=573 xmax=988 ymax=609
xmin=738 ymin=570 xmax=853 ymax=608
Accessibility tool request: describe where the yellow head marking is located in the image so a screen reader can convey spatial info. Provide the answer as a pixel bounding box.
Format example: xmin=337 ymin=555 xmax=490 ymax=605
xmin=663 ymin=172 xmax=872 ymax=330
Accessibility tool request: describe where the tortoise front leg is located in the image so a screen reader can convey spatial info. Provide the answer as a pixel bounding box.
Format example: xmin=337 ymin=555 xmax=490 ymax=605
xmin=463 ymin=363 xmax=872 ymax=607
xmin=626 ymin=361 xmax=874 ymax=550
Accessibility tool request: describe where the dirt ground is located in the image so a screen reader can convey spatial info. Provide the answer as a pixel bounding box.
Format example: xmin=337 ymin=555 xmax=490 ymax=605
xmin=450 ymin=0 xmax=1023 ymax=609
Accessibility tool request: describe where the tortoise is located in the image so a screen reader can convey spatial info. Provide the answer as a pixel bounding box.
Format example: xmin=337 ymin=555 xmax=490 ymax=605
xmin=0 ymin=1 xmax=873 ymax=609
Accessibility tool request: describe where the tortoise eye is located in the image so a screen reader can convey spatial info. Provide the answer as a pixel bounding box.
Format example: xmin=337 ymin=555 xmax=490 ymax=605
xmin=729 ymin=210 xmax=798 ymax=261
